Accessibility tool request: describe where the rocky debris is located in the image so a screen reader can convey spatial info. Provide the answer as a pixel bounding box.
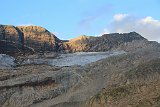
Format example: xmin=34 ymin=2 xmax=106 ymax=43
xmin=87 ymin=57 xmax=160 ymax=107
xmin=82 ymin=47 xmax=160 ymax=107
xmin=0 ymin=45 xmax=160 ymax=107
xmin=0 ymin=50 xmax=126 ymax=107
xmin=24 ymin=46 xmax=160 ymax=107
xmin=0 ymin=64 xmax=82 ymax=107
xmin=113 ymin=39 xmax=160 ymax=52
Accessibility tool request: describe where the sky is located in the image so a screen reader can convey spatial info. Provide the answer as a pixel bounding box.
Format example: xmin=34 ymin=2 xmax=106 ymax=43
xmin=1 ymin=0 xmax=160 ymax=42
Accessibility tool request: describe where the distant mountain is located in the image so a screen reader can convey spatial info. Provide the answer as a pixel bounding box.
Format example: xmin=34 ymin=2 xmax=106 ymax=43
xmin=63 ymin=32 xmax=147 ymax=52
xmin=0 ymin=24 xmax=159 ymax=56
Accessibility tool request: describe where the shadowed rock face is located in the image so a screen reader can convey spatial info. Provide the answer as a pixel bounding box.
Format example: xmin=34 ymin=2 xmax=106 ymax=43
xmin=0 ymin=25 xmax=20 ymax=54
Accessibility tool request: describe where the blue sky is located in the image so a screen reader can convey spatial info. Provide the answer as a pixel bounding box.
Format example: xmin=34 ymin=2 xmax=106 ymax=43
xmin=1 ymin=0 xmax=160 ymax=40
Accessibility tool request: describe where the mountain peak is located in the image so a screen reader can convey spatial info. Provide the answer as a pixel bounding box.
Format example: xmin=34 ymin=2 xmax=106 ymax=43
xmin=102 ymin=31 xmax=146 ymax=41
xmin=0 ymin=25 xmax=60 ymax=55
xmin=69 ymin=35 xmax=92 ymax=42
xmin=16 ymin=25 xmax=48 ymax=33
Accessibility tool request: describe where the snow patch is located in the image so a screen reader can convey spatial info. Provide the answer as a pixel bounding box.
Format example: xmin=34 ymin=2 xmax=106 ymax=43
xmin=51 ymin=51 xmax=126 ymax=67
xmin=0 ymin=54 xmax=15 ymax=69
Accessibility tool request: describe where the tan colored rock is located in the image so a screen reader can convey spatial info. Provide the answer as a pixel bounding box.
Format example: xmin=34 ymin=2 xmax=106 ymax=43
xmin=17 ymin=26 xmax=60 ymax=52
xmin=64 ymin=32 xmax=147 ymax=52
xmin=0 ymin=25 xmax=61 ymax=55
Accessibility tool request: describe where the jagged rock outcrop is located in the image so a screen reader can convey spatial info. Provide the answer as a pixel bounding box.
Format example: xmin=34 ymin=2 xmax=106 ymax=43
xmin=0 ymin=25 xmax=61 ymax=55
xmin=17 ymin=26 xmax=60 ymax=52
xmin=63 ymin=35 xmax=92 ymax=52
xmin=0 ymin=25 xmax=22 ymax=55
xmin=63 ymin=32 xmax=147 ymax=52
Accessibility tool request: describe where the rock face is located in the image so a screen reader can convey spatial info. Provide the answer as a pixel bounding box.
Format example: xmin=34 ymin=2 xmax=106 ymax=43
xmin=17 ymin=26 xmax=60 ymax=52
xmin=0 ymin=25 xmax=61 ymax=55
xmin=0 ymin=25 xmax=22 ymax=55
xmin=0 ymin=24 xmax=150 ymax=56
xmin=63 ymin=32 xmax=147 ymax=52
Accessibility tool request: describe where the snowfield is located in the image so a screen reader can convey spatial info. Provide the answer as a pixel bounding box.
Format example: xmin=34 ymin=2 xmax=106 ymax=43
xmin=0 ymin=54 xmax=15 ymax=69
xmin=0 ymin=51 xmax=126 ymax=69
xmin=51 ymin=51 xmax=126 ymax=67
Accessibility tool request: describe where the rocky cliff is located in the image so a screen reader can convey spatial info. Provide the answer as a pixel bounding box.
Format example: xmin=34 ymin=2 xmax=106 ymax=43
xmin=0 ymin=25 xmax=23 ymax=55
xmin=63 ymin=32 xmax=147 ymax=52
xmin=0 ymin=25 xmax=61 ymax=55
xmin=17 ymin=26 xmax=60 ymax=52
xmin=0 ymin=24 xmax=150 ymax=56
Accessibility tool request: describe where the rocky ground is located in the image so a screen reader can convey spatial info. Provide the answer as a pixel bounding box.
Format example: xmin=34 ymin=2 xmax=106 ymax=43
xmin=0 ymin=44 xmax=160 ymax=107
xmin=0 ymin=51 xmax=125 ymax=107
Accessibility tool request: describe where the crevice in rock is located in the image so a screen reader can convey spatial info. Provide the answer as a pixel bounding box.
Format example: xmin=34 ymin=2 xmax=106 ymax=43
xmin=0 ymin=77 xmax=56 ymax=89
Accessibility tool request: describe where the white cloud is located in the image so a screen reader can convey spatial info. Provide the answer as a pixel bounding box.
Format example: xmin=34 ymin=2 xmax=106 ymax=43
xmin=139 ymin=16 xmax=160 ymax=27
xmin=103 ymin=14 xmax=160 ymax=42
xmin=113 ymin=14 xmax=128 ymax=21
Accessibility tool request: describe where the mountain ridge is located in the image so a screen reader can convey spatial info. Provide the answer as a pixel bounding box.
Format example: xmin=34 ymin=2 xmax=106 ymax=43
xmin=0 ymin=25 xmax=61 ymax=55
xmin=0 ymin=24 xmax=153 ymax=56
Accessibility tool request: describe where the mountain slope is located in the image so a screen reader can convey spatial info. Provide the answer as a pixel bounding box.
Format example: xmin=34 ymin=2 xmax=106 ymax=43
xmin=63 ymin=32 xmax=147 ymax=52
xmin=0 ymin=44 xmax=160 ymax=107
xmin=89 ymin=58 xmax=160 ymax=107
